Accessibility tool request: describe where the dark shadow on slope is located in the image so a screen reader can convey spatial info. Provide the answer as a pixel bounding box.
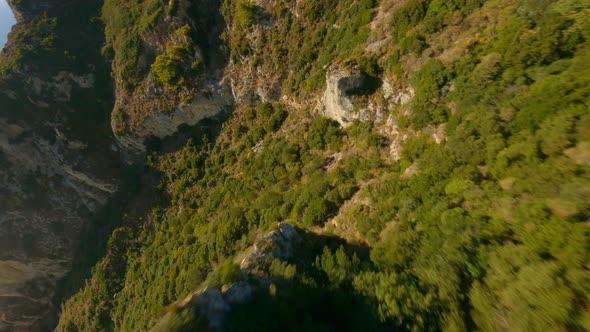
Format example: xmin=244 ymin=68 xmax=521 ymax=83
xmin=226 ymin=277 xmax=387 ymax=332
xmin=187 ymin=0 xmax=229 ymax=72
xmin=145 ymin=107 xmax=234 ymax=155
xmin=292 ymin=227 xmax=372 ymax=264
xmin=346 ymin=73 xmax=383 ymax=97
xmin=226 ymin=229 xmax=381 ymax=331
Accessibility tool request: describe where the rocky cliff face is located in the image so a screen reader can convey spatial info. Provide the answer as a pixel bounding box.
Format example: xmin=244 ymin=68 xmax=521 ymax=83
xmin=0 ymin=0 xmax=122 ymax=330
xmin=105 ymin=0 xmax=234 ymax=155
xmin=116 ymin=81 xmax=234 ymax=152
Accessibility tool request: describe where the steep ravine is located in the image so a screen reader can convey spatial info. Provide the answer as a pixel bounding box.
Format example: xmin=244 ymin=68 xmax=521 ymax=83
xmin=0 ymin=0 xmax=122 ymax=330
xmin=0 ymin=0 xmax=453 ymax=329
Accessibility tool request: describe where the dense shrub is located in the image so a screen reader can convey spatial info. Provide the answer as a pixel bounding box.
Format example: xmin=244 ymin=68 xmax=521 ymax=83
xmin=0 ymin=15 xmax=58 ymax=73
xmin=411 ymin=59 xmax=450 ymax=127
xmin=203 ymin=260 xmax=242 ymax=288
xmin=357 ymin=55 xmax=382 ymax=77
xmin=304 ymin=198 xmax=331 ymax=226
xmin=390 ymin=0 xmax=429 ymax=39
xmin=307 ymin=117 xmax=342 ymax=150
xmin=236 ymin=0 xmax=256 ymax=27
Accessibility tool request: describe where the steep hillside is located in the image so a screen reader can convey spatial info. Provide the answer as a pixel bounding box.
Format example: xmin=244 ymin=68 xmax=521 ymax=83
xmin=0 ymin=0 xmax=128 ymax=330
xmin=17 ymin=0 xmax=590 ymax=330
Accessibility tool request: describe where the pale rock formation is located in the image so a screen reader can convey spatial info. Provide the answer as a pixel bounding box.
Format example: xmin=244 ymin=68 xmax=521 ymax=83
xmin=117 ymin=82 xmax=233 ymax=152
xmin=182 ymin=287 xmax=230 ymax=330
xmin=0 ymin=112 xmax=118 ymax=330
xmin=164 ymin=282 xmax=253 ymax=331
xmin=381 ymin=115 xmax=446 ymax=162
xmin=317 ymin=68 xmax=366 ymax=127
xmin=383 ymin=115 xmax=409 ymax=161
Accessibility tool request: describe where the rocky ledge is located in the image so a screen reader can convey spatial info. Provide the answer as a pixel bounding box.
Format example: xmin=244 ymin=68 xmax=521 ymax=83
xmin=153 ymin=223 xmax=298 ymax=331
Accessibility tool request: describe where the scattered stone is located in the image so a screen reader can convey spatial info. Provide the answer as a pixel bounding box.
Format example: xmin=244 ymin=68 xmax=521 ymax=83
xmin=252 ymin=140 xmax=264 ymax=154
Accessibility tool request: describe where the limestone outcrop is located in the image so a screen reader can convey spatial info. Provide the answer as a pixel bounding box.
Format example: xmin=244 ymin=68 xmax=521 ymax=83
xmin=106 ymin=0 xmax=234 ymax=155
xmin=166 ymin=282 xmax=253 ymax=331
xmin=316 ymin=67 xmax=366 ymax=126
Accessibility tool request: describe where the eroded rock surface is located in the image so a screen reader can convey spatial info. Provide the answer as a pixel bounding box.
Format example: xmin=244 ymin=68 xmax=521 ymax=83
xmin=107 ymin=0 xmax=234 ymax=155
xmin=317 ymin=68 xmax=366 ymax=126
xmin=0 ymin=0 xmax=121 ymax=329
xmin=117 ymin=82 xmax=234 ymax=152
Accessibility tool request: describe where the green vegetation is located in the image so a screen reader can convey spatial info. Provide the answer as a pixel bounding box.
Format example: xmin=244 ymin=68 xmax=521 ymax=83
xmin=101 ymin=0 xmax=180 ymax=84
xmin=57 ymin=0 xmax=590 ymax=331
xmin=224 ymin=0 xmax=377 ymax=93
xmin=0 ymin=14 xmax=57 ymax=74
xmin=150 ymin=43 xmax=192 ymax=90
xmin=151 ymin=306 xmax=207 ymax=332
xmin=306 ymin=117 xmax=342 ymax=150
xmin=203 ymin=260 xmax=242 ymax=288
xmin=58 ymin=99 xmax=384 ymax=330
xmin=101 ymin=0 xmax=203 ymax=132
xmin=0 ymin=2 xmax=105 ymax=76
xmin=391 ymin=0 xmax=428 ymax=40
xmin=236 ymin=0 xmax=257 ymax=27
xmin=303 ymin=198 xmax=332 ymax=226
xmin=411 ymin=59 xmax=450 ymax=127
